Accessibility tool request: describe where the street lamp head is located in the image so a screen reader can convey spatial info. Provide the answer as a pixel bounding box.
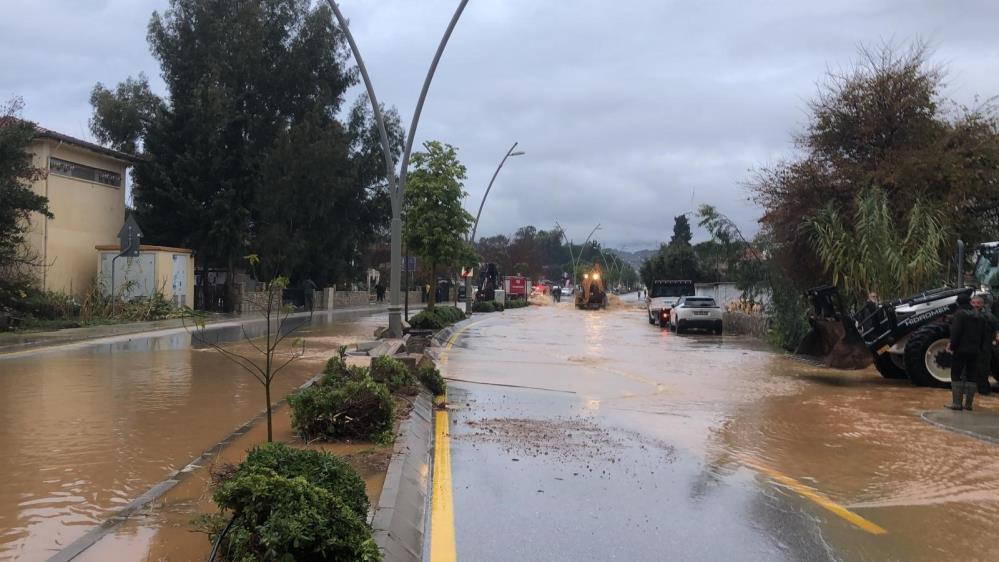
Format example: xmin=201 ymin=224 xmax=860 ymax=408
xmin=510 ymin=151 xmax=526 ymax=156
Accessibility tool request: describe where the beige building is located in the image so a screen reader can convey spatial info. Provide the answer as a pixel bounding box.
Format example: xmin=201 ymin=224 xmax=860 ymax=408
xmin=26 ymin=128 xmax=138 ymax=296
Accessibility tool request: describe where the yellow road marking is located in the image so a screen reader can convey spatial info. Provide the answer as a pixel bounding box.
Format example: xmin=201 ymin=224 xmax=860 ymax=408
xmin=431 ymin=319 xmax=488 ymax=562
xmin=741 ymin=457 xmax=887 ymax=535
xmin=431 ymin=400 xmax=456 ymax=561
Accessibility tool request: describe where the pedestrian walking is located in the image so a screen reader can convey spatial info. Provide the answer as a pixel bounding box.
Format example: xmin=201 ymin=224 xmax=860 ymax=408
xmin=947 ymin=295 xmax=992 ymax=410
xmin=375 ymin=283 xmax=385 ymax=303
xmin=301 ymin=278 xmax=317 ymax=315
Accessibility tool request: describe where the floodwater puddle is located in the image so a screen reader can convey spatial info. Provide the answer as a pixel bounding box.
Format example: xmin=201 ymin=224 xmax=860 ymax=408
xmin=0 ymin=311 xmax=384 ymax=560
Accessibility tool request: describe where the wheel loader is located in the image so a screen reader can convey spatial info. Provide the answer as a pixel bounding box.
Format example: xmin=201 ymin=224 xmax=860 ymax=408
xmin=576 ymin=264 xmax=609 ymax=310
xmin=804 ymin=241 xmax=999 ymax=387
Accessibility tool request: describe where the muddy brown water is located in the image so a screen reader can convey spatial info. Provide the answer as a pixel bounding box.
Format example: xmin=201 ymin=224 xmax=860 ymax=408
xmin=0 ymin=311 xmax=384 ymax=561
xmin=443 ymin=294 xmax=999 ymax=561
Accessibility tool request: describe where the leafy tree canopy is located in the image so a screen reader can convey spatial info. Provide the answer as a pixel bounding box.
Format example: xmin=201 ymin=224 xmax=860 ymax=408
xmin=403 ymin=141 xmax=474 ymax=308
xmin=89 ymin=0 xmax=403 ymax=300
xmin=752 ymin=41 xmax=999 ymax=292
xmin=0 ymin=98 xmax=51 ymax=281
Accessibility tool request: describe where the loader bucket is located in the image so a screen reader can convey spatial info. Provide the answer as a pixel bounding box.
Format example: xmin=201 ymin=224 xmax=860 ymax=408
xmin=797 ymin=286 xmax=873 ymax=370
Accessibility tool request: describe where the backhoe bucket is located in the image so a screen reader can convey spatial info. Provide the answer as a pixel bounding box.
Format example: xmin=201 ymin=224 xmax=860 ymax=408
xmin=797 ymin=286 xmax=872 ymax=369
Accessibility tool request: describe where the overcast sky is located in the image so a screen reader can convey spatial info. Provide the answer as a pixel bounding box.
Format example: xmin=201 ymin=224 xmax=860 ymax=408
xmin=3 ymin=0 xmax=998 ymax=250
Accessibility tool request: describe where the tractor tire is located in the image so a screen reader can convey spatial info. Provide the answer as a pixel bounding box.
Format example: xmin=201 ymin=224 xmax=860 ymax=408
xmin=873 ymin=352 xmax=908 ymax=380
xmin=903 ymin=323 xmax=952 ymax=388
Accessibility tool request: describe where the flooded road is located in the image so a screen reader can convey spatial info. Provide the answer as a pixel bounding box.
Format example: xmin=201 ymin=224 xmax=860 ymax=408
xmin=439 ymin=295 xmax=999 ymax=561
xmin=0 ymin=309 xmax=388 ymax=561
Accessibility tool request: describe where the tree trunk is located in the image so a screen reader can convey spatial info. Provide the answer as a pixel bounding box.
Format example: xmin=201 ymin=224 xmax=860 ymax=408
xmin=199 ymin=257 xmax=209 ymax=311
xmin=265 ymin=381 xmax=273 ymax=442
xmin=224 ymin=255 xmax=235 ymax=313
xmin=428 ymin=262 xmax=437 ymax=311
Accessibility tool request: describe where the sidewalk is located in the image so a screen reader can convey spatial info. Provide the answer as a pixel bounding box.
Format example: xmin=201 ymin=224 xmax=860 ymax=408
xmin=0 ymin=302 xmax=411 ymax=356
xmin=921 ymin=410 xmax=999 ymax=444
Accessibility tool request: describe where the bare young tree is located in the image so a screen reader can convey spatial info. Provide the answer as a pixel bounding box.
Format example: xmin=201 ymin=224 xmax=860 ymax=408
xmin=187 ymin=255 xmax=306 ymax=442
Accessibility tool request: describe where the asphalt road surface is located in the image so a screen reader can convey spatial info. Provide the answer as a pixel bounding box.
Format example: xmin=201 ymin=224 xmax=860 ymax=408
xmin=431 ymin=293 xmax=999 ymax=562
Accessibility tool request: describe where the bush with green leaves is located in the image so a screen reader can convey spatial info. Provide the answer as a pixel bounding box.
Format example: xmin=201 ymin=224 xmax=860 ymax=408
xmin=324 ymin=355 xmax=348 ymax=376
xmin=471 ymin=301 xmax=496 ymax=313
xmin=370 ymin=356 xmax=416 ymax=392
xmin=321 ymin=364 xmax=369 ymax=388
xmin=408 ymin=310 xmax=444 ymax=330
xmin=213 ymin=466 xmax=381 ymax=562
xmin=289 ymin=376 xmax=394 ymax=441
xmin=504 ymin=299 xmax=528 ymax=309
xmin=417 ymin=362 xmax=447 ymax=396
xmin=236 ymin=443 xmax=369 ymax=520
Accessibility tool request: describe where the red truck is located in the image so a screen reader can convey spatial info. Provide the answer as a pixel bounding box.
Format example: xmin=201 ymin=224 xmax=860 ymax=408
xmin=503 ymin=276 xmax=528 ymax=300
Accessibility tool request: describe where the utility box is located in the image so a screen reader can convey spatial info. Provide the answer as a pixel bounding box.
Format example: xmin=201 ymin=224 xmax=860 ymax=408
xmin=96 ymin=245 xmax=195 ymax=307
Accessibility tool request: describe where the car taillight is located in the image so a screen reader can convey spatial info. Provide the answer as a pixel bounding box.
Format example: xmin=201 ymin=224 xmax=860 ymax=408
xmin=662 ymin=309 xmax=669 ymax=317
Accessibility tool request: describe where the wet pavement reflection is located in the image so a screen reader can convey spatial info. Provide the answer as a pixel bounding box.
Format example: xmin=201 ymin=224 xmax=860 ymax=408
xmin=0 ymin=310 xmax=384 ymax=561
xmin=442 ymin=295 xmax=999 ymax=561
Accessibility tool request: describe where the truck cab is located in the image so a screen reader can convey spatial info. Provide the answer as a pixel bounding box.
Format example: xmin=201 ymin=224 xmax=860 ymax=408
xmin=646 ymin=280 xmax=695 ymax=327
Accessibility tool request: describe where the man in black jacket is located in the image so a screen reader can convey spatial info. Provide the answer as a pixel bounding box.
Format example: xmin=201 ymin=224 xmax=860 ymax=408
xmin=948 ymin=296 xmax=991 ymax=410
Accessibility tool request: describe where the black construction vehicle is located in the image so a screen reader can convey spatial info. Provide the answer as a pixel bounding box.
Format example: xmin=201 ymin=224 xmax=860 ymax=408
xmin=806 ymin=241 xmax=999 ymax=387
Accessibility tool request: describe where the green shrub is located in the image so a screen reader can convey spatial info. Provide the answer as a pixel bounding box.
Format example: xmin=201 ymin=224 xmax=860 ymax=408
xmin=471 ymin=301 xmax=496 ymax=313
xmin=324 ymin=355 xmax=348 ymax=376
xmin=370 ymin=356 xmax=416 ymax=392
xmin=505 ymin=299 xmax=528 ymax=309
xmin=410 ymin=305 xmax=465 ymax=330
xmin=408 ymin=310 xmax=443 ymax=330
xmin=214 ymin=466 xmax=381 ymax=562
xmin=439 ymin=306 xmax=465 ymax=323
xmin=417 ymin=363 xmax=447 ymax=396
xmin=238 ymin=443 xmax=369 ymax=520
xmin=321 ymin=364 xmax=369 ymax=388
xmin=289 ymin=377 xmax=394 ymax=441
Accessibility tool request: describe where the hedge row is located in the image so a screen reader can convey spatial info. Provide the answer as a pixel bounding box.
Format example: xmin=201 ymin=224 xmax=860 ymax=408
xmin=211 ymin=443 xmax=380 ymax=562
xmin=408 ymin=305 xmax=464 ymax=330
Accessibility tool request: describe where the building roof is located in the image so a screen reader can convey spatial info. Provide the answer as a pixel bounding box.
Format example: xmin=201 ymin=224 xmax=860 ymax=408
xmin=34 ymin=126 xmax=141 ymax=164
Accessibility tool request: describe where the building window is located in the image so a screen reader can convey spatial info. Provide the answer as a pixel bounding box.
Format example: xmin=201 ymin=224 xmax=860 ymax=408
xmin=49 ymin=157 xmax=121 ymax=187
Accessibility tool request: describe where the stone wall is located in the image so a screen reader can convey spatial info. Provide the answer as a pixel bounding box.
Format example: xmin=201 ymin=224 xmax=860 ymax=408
xmin=333 ymin=290 xmax=371 ymax=308
xmin=723 ymin=311 xmax=770 ymax=339
xmin=240 ymin=290 xmax=280 ymax=315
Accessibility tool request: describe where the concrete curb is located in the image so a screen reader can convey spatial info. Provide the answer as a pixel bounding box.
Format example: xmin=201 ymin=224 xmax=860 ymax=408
xmin=1 ymin=304 xmax=406 ymax=357
xmin=920 ymin=410 xmax=999 ymax=445
xmin=372 ymin=391 xmax=435 ymax=562
xmin=46 ymin=373 xmax=324 ymax=562
xmin=430 ymin=315 xmax=477 ymax=348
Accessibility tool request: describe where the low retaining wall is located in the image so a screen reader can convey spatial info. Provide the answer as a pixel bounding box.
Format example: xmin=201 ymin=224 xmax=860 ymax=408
xmin=724 ymin=311 xmax=770 ymax=338
xmin=333 ymin=290 xmax=371 ymax=308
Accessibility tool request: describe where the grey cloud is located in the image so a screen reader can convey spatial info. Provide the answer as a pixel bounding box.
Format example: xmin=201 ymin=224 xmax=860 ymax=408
xmin=2 ymin=0 xmax=997 ymax=250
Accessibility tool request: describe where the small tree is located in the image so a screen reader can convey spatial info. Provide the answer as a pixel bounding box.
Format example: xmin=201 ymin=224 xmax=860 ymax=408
xmin=403 ymin=141 xmax=474 ymax=311
xmin=188 ymin=255 xmax=304 ymax=442
xmin=0 ymin=98 xmax=51 ymax=281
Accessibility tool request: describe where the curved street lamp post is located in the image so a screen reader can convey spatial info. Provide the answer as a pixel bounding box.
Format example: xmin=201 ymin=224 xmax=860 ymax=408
xmin=556 ymin=222 xmax=601 ymax=285
xmin=327 ymin=0 xmax=470 ymax=338
xmin=465 ymin=142 xmax=525 ymax=313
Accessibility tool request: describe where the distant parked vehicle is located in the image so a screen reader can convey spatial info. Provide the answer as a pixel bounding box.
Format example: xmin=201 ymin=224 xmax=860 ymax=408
xmin=670 ymin=296 xmax=724 ymax=334
xmin=646 ymin=280 xmax=695 ymax=328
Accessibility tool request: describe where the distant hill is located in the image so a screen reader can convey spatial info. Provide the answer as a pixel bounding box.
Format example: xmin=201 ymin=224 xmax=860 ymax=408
xmin=606 ymin=248 xmax=656 ymax=270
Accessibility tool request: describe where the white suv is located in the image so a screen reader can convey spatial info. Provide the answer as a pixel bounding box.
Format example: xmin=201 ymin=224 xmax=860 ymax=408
xmin=670 ymin=296 xmax=724 ymax=334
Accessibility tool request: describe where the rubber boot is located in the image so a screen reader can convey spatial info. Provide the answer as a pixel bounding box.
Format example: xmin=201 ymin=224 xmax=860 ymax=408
xmin=946 ymin=382 xmax=963 ymax=410
xmin=963 ymin=382 xmax=976 ymax=411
